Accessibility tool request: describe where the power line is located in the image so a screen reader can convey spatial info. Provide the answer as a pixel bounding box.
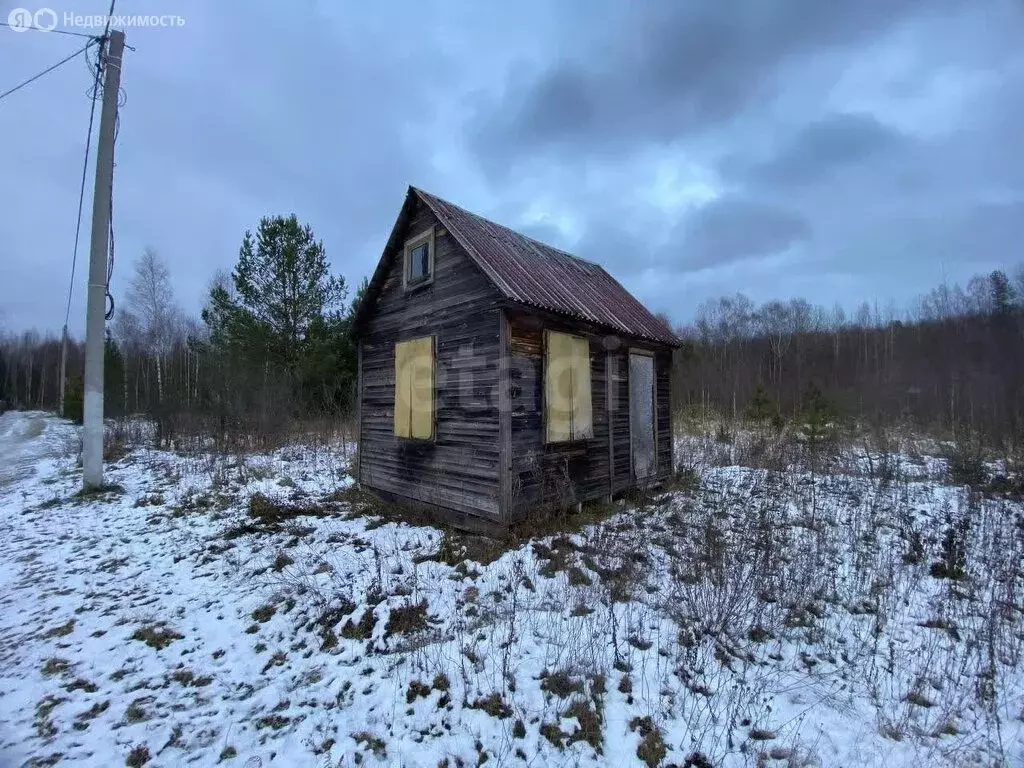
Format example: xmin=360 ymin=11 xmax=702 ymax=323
xmin=64 ymin=38 xmax=105 ymax=328
xmin=106 ymin=108 xmax=120 ymax=320
xmin=101 ymin=0 xmax=117 ymax=41
xmin=101 ymin=0 xmax=120 ymax=321
xmin=0 ymin=20 xmax=96 ymax=38
xmin=0 ymin=38 xmax=97 ymax=103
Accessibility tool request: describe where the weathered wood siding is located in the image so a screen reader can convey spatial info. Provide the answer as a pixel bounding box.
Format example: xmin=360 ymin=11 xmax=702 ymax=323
xmin=505 ymin=315 xmax=673 ymax=518
xmin=609 ymin=350 xmax=632 ymax=492
xmin=359 ymin=198 xmax=503 ymax=519
xmin=655 ymin=350 xmax=673 ymax=476
xmin=507 ymin=313 xmax=613 ymax=519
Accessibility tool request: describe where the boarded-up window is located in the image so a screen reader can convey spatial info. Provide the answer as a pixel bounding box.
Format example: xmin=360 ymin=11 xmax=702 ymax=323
xmin=544 ymin=330 xmax=593 ymax=442
xmin=394 ymin=336 xmax=434 ymax=439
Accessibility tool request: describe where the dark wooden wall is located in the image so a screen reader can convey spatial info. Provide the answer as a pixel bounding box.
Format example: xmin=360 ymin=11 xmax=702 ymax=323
xmin=609 ymin=350 xmax=633 ymax=493
xmin=656 ymin=350 xmax=672 ymax=476
xmin=357 ymin=196 xmax=674 ymax=526
xmin=505 ymin=311 xmax=673 ymax=521
xmin=359 ymin=198 xmax=504 ymax=519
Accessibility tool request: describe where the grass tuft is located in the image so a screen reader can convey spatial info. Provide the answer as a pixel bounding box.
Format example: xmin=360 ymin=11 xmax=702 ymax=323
xmin=352 ymin=731 xmax=387 ymax=758
xmin=630 ymin=716 xmax=667 ymax=768
xmin=468 ymin=692 xmax=512 ymax=719
xmin=540 ymin=669 xmax=583 ymax=698
xmin=131 ymin=624 xmax=183 ymax=650
xmin=384 ymin=599 xmax=429 ymax=637
xmin=125 ymin=744 xmax=150 ymax=767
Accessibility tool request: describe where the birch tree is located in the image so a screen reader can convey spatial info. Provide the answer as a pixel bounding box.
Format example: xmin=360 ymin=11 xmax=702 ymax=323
xmin=126 ymin=248 xmax=179 ymax=403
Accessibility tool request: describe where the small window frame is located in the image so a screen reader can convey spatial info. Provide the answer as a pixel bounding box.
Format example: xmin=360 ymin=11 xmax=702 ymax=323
xmin=403 ymin=227 xmax=435 ymax=291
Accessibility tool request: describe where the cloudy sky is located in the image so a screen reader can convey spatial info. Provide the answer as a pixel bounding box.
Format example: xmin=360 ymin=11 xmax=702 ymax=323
xmin=1 ymin=0 xmax=1022 ymax=335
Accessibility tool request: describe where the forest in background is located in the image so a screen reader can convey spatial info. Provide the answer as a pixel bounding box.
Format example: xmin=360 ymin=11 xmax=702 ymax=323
xmin=0 ymin=214 xmax=366 ymax=450
xmin=2 ymin=217 xmax=1022 ymax=454
xmin=673 ymin=265 xmax=1024 ymax=452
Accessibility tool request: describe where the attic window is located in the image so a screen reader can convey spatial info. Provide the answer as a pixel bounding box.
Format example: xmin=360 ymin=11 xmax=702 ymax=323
xmin=404 ymin=228 xmax=434 ymax=289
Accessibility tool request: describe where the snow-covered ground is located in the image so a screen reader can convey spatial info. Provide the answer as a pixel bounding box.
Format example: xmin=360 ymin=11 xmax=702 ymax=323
xmin=1 ymin=411 xmax=1022 ymax=767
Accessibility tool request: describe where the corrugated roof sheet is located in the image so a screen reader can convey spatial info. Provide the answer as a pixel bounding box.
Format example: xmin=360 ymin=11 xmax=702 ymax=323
xmin=414 ymin=188 xmax=681 ymax=347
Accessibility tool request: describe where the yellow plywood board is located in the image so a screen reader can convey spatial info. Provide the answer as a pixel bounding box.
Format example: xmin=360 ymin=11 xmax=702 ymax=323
xmin=545 ymin=330 xmax=573 ymax=442
xmin=394 ymin=340 xmax=412 ymax=438
xmin=571 ymin=335 xmax=593 ymax=439
xmin=409 ymin=336 xmax=434 ymax=439
xmin=394 ymin=336 xmax=434 ymax=439
xmin=545 ymin=330 xmax=594 ymax=442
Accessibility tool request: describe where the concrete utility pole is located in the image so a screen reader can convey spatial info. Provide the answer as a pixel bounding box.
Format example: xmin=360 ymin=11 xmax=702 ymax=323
xmin=82 ymin=30 xmax=124 ymax=490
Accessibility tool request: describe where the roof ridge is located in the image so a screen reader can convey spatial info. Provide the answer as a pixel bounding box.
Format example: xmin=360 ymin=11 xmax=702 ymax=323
xmin=411 ymin=186 xmax=600 ymax=269
xmin=409 ymin=185 xmax=680 ymax=346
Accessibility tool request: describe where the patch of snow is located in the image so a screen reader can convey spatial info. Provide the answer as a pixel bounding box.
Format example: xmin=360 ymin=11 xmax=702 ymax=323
xmin=0 ymin=411 xmax=1021 ymax=766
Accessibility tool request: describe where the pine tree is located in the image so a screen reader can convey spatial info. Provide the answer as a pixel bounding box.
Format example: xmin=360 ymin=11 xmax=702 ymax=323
xmin=203 ymin=215 xmax=350 ymax=417
xmin=989 ymin=270 xmax=1014 ymax=318
xmin=103 ymin=332 xmax=125 ymax=418
xmin=745 ymin=382 xmax=773 ymax=423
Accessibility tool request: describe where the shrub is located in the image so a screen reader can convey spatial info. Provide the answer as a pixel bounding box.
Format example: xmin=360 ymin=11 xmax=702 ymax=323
xmin=746 ymin=383 xmax=774 ymax=424
xmin=384 ymin=600 xmax=429 ymax=636
xmin=630 ymin=716 xmax=667 ymax=768
xmin=468 ymin=693 xmax=512 ymax=719
xmin=948 ymin=440 xmax=987 ymax=488
xmin=125 ymin=745 xmax=150 ymax=767
xmin=64 ymin=375 xmax=84 ymax=424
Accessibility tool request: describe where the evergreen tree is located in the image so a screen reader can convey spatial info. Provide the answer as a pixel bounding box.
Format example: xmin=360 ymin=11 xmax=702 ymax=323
xmin=989 ymin=270 xmax=1014 ymax=318
xmin=800 ymin=383 xmax=839 ymax=466
xmin=203 ymin=215 xmax=351 ymax=416
xmin=745 ymin=382 xmax=773 ymax=423
xmin=103 ymin=332 xmax=125 ymax=418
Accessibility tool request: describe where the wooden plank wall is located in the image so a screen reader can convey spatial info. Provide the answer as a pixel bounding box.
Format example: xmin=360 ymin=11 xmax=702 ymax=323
xmin=612 ymin=348 xmax=673 ymax=487
xmin=507 ymin=314 xmax=612 ymax=519
xmin=655 ymin=350 xmax=673 ymax=477
xmin=359 ymin=198 xmax=504 ymax=519
xmin=609 ymin=350 xmax=633 ymax=492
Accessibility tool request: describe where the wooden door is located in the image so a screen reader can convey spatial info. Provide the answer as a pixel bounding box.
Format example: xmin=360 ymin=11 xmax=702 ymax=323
xmin=629 ymin=352 xmax=655 ymax=480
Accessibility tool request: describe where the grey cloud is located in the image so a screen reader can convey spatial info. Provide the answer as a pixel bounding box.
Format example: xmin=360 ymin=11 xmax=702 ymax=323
xmin=471 ymin=0 xmax=964 ymax=168
xmin=0 ymin=0 xmax=447 ymax=333
xmin=2 ymin=0 xmax=1023 ymax=336
xmin=674 ymin=198 xmax=810 ymax=271
xmin=735 ymin=113 xmax=908 ymax=188
xmin=462 ymin=0 xmax=1024 ymax=321
xmin=562 ymin=196 xmax=809 ymax=287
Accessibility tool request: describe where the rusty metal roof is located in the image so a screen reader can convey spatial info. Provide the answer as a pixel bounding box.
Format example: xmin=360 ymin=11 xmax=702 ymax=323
xmin=414 ymin=188 xmax=681 ymax=347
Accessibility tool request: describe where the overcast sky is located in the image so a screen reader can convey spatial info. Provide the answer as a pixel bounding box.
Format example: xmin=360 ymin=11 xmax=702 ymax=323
xmin=1 ymin=0 xmax=1022 ymax=335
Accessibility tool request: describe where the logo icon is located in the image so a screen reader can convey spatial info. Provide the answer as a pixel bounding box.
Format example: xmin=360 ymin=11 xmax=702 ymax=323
xmin=6 ymin=8 xmax=57 ymax=32
xmin=7 ymin=7 xmax=33 ymax=30
xmin=33 ymin=8 xmax=57 ymax=31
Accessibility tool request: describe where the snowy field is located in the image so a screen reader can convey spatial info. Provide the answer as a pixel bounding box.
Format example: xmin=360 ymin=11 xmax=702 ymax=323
xmin=0 ymin=410 xmax=1022 ymax=767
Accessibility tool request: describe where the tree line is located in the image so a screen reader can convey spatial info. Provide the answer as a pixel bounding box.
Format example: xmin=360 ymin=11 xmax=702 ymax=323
xmin=3 ymin=220 xmax=1022 ymax=452
xmin=672 ymin=266 xmax=1024 ymax=450
xmin=0 ymin=215 xmax=365 ymax=450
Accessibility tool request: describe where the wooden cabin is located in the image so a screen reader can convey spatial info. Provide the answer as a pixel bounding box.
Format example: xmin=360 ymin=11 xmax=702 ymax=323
xmin=352 ymin=187 xmax=681 ymax=533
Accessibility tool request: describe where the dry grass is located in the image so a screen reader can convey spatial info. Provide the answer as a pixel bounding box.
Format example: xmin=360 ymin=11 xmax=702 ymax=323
xmin=130 ymin=624 xmax=183 ymax=650
xmin=384 ymin=600 xmax=429 ymax=637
